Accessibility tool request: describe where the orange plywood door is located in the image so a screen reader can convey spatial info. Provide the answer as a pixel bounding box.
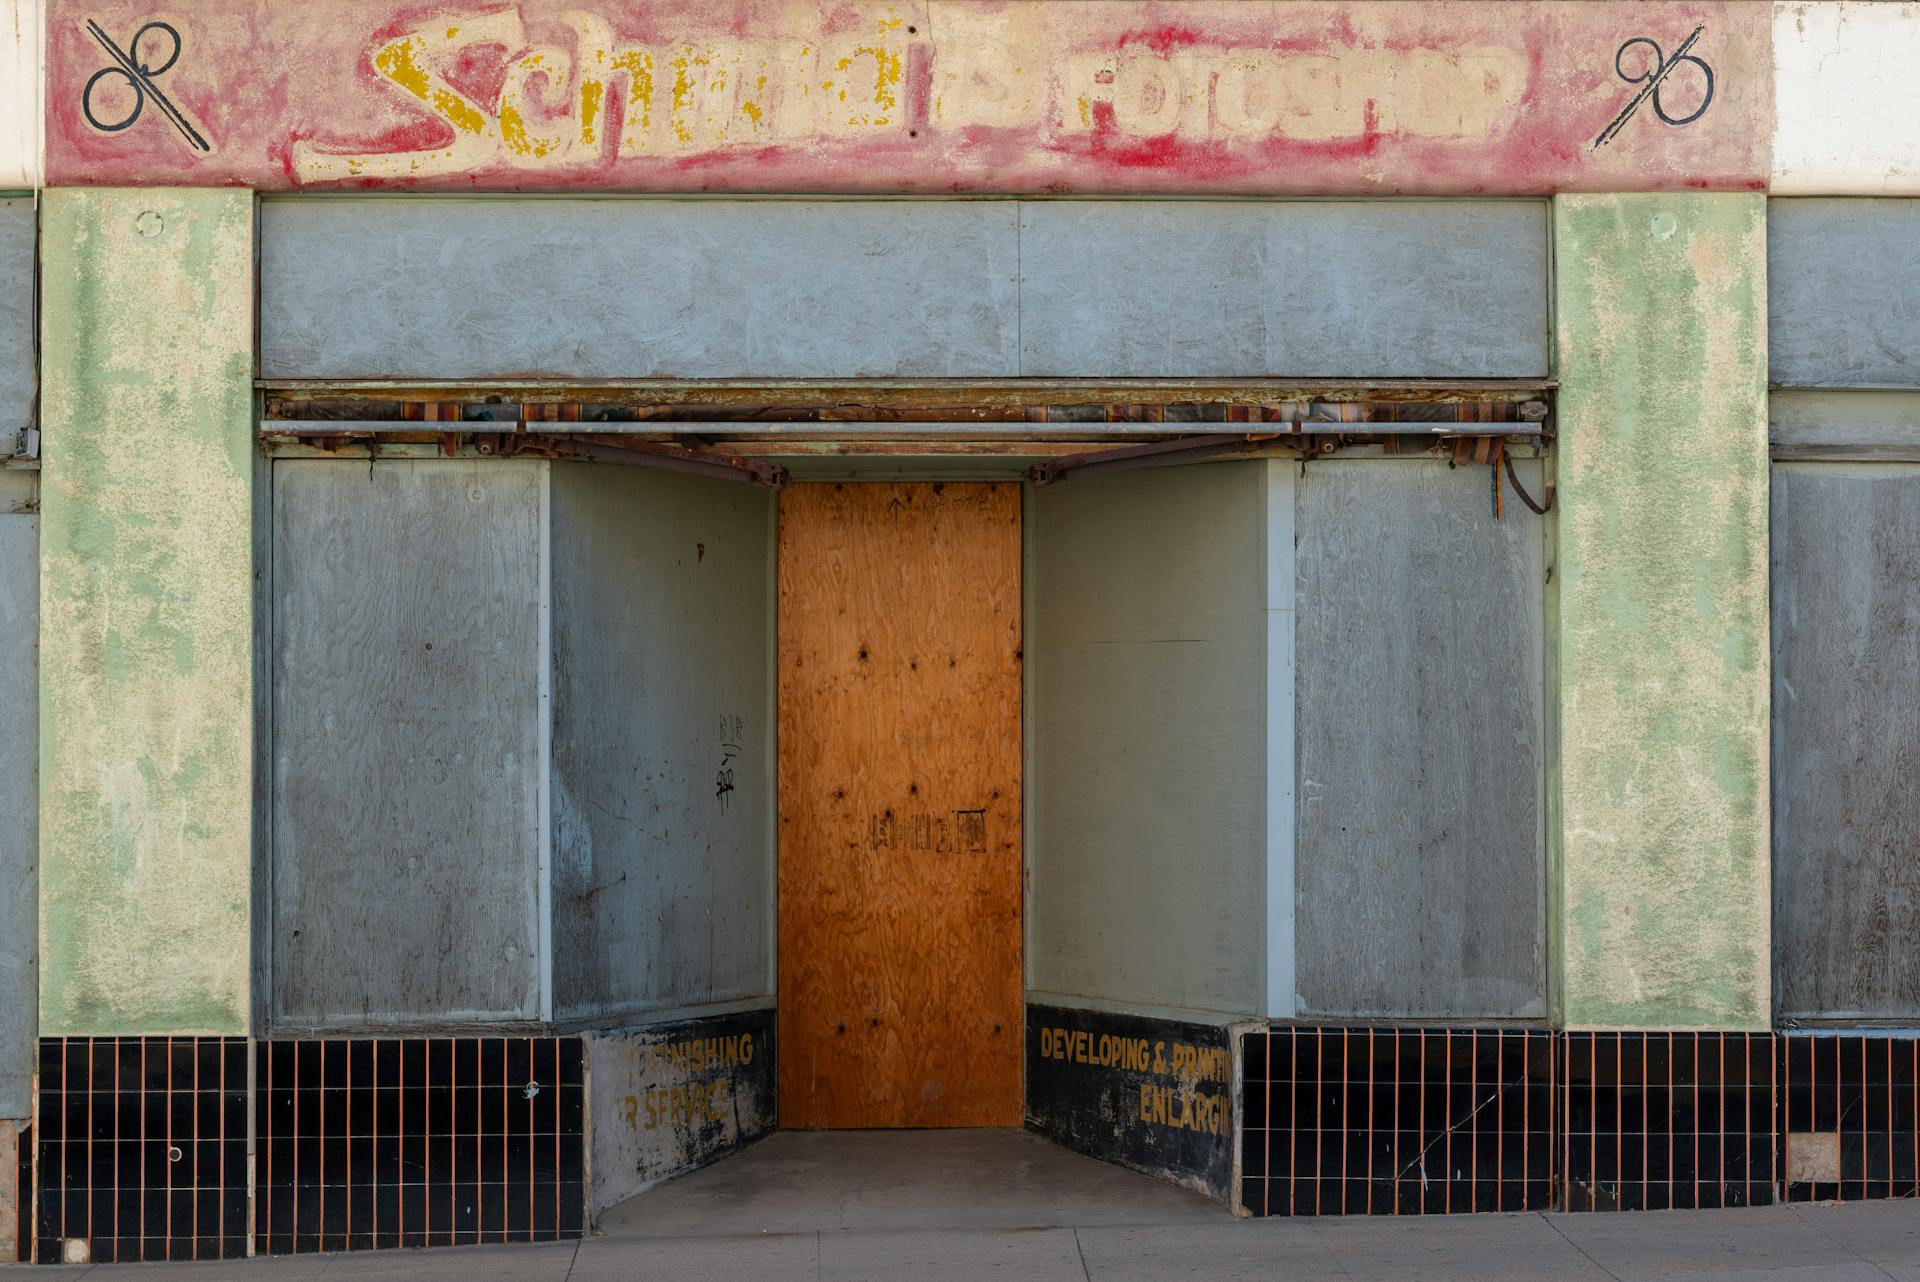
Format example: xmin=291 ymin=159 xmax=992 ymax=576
xmin=777 ymin=482 xmax=1024 ymax=1129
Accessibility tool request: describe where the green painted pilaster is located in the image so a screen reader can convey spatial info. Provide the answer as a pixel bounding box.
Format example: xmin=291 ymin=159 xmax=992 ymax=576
xmin=1553 ymin=193 xmax=1770 ymax=1031
xmin=39 ymin=189 xmax=255 ymax=1035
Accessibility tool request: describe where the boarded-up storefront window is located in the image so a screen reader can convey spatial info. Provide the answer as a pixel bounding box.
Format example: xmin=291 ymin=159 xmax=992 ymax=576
xmin=270 ymin=460 xmax=546 ymax=1028
xmin=1772 ymin=462 xmax=1920 ymax=1020
xmin=1294 ymin=459 xmax=1547 ymax=1019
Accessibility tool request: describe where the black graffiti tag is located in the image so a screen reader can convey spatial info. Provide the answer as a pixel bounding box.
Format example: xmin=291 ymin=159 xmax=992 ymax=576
xmin=1591 ymin=25 xmax=1714 ymax=151
xmin=82 ymin=19 xmax=211 ymax=152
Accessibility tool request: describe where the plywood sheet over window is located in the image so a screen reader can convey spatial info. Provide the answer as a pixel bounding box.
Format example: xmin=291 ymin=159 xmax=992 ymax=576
xmin=1027 ymin=463 xmax=1266 ymax=1017
xmin=260 ymin=200 xmax=1020 ymax=381
xmin=0 ymin=508 xmax=33 ymax=1119
xmin=0 ymin=198 xmax=31 ymax=435
xmin=1294 ymin=459 xmax=1547 ymax=1020
xmin=776 ymin=483 xmax=1023 ymax=1128
xmin=271 ymin=460 xmax=545 ymax=1028
xmin=258 ymin=198 xmax=1546 ymax=382
xmin=1772 ymin=463 xmax=1920 ymax=1020
xmin=1018 ymin=201 xmax=1547 ymax=379
xmin=1768 ymin=200 xmax=1920 ymax=388
xmin=548 ymin=465 xmax=774 ymax=1025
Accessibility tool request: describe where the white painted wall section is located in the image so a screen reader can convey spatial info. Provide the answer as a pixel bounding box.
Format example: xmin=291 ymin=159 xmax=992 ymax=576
xmin=0 ymin=1 xmax=39 ymax=188
xmin=1261 ymin=461 xmax=1296 ymax=1020
xmin=1774 ymin=2 xmax=1920 ymax=194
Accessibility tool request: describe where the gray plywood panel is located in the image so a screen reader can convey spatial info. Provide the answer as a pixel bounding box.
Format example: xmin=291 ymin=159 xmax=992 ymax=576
xmin=0 ymin=199 xmax=32 ymax=433
xmin=1770 ymin=199 xmax=1920 ymax=387
xmin=1772 ymin=464 xmax=1920 ymax=1019
xmin=0 ymin=512 xmax=34 ymax=1117
xmin=1295 ymin=459 xmax=1546 ymax=1019
xmin=1018 ymin=201 xmax=1548 ymax=378
xmin=549 ymin=465 xmax=774 ymax=1025
xmin=1771 ymin=390 xmax=1920 ymax=450
xmin=261 ymin=199 xmax=1019 ymax=380
xmin=271 ymin=460 xmax=544 ymax=1028
xmin=1029 ymin=463 xmax=1265 ymax=1017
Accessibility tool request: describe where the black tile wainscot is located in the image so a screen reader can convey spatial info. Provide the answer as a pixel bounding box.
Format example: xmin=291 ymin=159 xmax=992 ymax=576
xmin=1562 ymin=1032 xmax=1776 ymax=1211
xmin=255 ymin=1037 xmax=586 ymax=1255
xmin=1780 ymin=1032 xmax=1920 ymax=1204
xmin=1026 ymin=1004 xmax=1233 ymax=1201
xmin=1241 ymin=1026 xmax=1556 ymax=1216
xmin=32 ymin=1036 xmax=249 ymax=1264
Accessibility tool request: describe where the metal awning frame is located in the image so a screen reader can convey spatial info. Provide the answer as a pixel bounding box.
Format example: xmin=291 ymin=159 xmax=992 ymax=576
xmin=258 ymin=379 xmax=1554 ymax=485
xmin=259 ymin=376 xmax=1555 ymax=412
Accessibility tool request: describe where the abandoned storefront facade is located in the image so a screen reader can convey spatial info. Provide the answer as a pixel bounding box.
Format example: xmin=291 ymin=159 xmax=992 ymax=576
xmin=4 ymin=0 xmax=1920 ymax=1263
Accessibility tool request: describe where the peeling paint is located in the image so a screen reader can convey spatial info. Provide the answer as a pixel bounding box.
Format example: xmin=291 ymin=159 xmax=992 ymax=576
xmin=1773 ymin=2 xmax=1920 ymax=195
xmin=0 ymin=0 xmax=38 ymax=187
xmin=38 ymin=188 xmax=255 ymax=1035
xmin=1553 ymin=192 xmax=1770 ymax=1031
xmin=587 ymin=1009 xmax=776 ymax=1216
xmin=43 ymin=1 xmax=1770 ymax=194
xmin=1025 ymin=1004 xmax=1233 ymax=1201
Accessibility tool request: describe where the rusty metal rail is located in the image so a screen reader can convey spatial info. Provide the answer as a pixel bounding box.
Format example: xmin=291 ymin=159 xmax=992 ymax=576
xmin=261 ymin=418 xmax=1549 ymax=440
xmin=258 ymin=377 xmax=1555 ymax=413
xmin=260 ymin=385 xmax=1553 ymax=477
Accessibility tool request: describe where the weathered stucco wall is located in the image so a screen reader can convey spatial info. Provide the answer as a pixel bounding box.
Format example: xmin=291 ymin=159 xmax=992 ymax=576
xmin=1773 ymin=2 xmax=1920 ymax=194
xmin=39 ymin=188 xmax=254 ymax=1035
xmin=1553 ymin=193 xmax=1770 ymax=1030
xmin=44 ymin=1 xmax=1769 ymax=194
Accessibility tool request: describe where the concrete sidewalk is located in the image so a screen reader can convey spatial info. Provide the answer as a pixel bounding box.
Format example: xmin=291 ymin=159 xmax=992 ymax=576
xmin=26 ymin=1130 xmax=1920 ymax=1280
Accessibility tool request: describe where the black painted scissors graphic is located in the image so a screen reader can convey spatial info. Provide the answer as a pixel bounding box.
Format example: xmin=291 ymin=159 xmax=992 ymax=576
xmin=83 ymin=19 xmax=211 ymax=152
xmin=1592 ymin=25 xmax=1714 ymax=150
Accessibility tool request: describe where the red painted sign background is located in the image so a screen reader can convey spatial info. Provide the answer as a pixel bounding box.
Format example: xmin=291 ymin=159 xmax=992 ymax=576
xmin=46 ymin=0 xmax=1771 ymax=194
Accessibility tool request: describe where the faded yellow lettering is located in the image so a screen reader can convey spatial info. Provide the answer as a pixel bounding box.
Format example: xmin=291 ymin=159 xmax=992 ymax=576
xmin=291 ymin=8 xmax=1530 ymax=185
xmin=499 ymin=47 xmax=576 ymax=159
xmin=293 ymin=9 xmax=521 ymax=181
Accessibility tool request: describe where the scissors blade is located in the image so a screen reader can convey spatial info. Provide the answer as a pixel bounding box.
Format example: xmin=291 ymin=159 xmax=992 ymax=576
xmin=1592 ymin=25 xmax=1706 ymax=150
xmin=82 ymin=19 xmax=210 ymax=152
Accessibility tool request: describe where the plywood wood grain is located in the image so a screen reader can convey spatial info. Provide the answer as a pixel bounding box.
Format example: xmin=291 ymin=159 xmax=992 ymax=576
xmin=0 ymin=199 xmax=32 ymax=434
xmin=548 ymin=464 xmax=775 ymax=1025
xmin=261 ymin=200 xmax=1019 ymax=381
xmin=1773 ymin=463 xmax=1920 ymax=1019
xmin=1769 ymin=199 xmax=1920 ymax=387
xmin=272 ymin=460 xmax=544 ymax=1028
xmin=0 ymin=510 xmax=32 ymax=1116
xmin=777 ymin=483 xmax=1022 ymax=1129
xmin=1018 ymin=202 xmax=1547 ymax=379
xmin=1295 ymin=459 xmax=1547 ymax=1019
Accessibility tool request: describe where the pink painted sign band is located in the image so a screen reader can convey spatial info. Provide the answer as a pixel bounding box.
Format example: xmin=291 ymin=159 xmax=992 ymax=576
xmin=48 ymin=1 xmax=1771 ymax=194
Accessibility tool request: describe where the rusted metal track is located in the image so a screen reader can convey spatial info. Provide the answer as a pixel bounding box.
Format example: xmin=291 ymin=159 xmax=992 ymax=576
xmin=488 ymin=433 xmax=789 ymax=487
xmin=259 ymin=377 xmax=1555 ymax=412
xmin=261 ymin=418 xmax=1548 ymax=441
xmin=1030 ymin=433 xmax=1287 ymax=484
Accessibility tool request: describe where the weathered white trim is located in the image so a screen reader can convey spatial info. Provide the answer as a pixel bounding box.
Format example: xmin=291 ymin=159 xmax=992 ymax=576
xmin=0 ymin=1 xmax=39 ymax=188
xmin=1774 ymin=2 xmax=1920 ymax=194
